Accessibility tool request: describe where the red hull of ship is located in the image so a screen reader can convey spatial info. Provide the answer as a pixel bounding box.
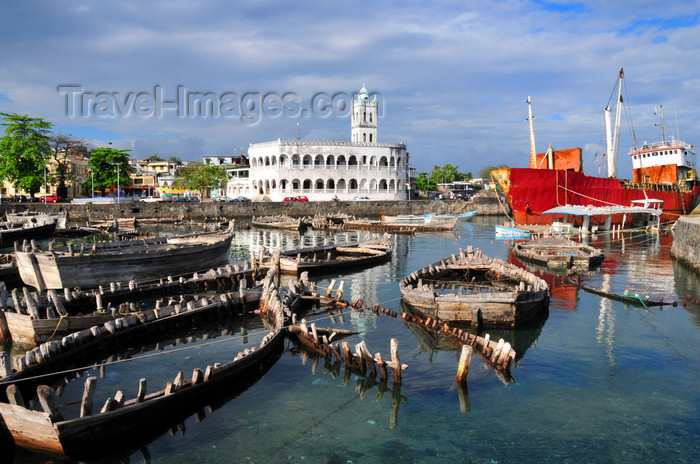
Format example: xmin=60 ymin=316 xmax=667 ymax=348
xmin=504 ymin=168 xmax=700 ymax=226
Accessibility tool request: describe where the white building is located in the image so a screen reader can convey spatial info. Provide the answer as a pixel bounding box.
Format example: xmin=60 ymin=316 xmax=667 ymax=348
xmin=247 ymin=85 xmax=410 ymax=201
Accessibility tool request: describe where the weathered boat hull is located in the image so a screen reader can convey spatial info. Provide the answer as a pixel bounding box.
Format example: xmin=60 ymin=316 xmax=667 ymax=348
xmin=399 ymin=248 xmax=549 ymax=328
xmin=512 ymin=238 xmax=605 ymax=270
xmin=0 ymin=222 xmax=57 ymax=248
xmin=15 ymin=230 xmax=234 ymax=290
xmin=278 ymin=240 xmax=391 ymax=274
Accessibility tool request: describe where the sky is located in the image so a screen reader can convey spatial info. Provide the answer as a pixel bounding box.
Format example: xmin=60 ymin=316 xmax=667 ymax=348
xmin=1 ymin=0 xmax=699 ymax=178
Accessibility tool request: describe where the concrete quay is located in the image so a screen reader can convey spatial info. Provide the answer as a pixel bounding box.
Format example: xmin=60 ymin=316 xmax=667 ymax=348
xmin=671 ymin=215 xmax=700 ymax=273
xmin=0 ymin=194 xmax=507 ymax=224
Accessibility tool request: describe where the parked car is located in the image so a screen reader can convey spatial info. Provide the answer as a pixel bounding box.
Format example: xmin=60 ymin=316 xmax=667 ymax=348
xmin=39 ymin=194 xmax=68 ymax=203
xmin=295 ymin=196 xmax=309 ymax=202
xmin=353 ymin=196 xmax=372 ymax=201
xmin=283 ymin=196 xmax=297 ymax=202
xmin=230 ymin=196 xmax=250 ymax=202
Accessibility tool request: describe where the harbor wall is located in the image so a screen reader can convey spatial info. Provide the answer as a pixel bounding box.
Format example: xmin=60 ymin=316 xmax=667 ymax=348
xmin=670 ymin=215 xmax=700 ymax=274
xmin=0 ymin=195 xmax=508 ymax=223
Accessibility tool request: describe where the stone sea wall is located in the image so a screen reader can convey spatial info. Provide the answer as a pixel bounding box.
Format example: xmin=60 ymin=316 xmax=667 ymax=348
xmin=670 ymin=215 xmax=700 ymax=274
xmin=0 ymin=195 xmax=508 ymax=223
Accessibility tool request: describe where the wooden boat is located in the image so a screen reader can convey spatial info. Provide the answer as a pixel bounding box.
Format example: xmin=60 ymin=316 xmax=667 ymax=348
xmin=495 ymin=224 xmax=531 ymax=238
xmin=252 ymin=215 xmax=307 ymax=231
xmin=15 ymin=224 xmax=235 ymax=291
xmin=381 ymin=214 xmax=426 ymax=223
xmin=458 ymin=211 xmax=477 ymax=221
xmin=567 ymin=276 xmax=676 ymax=308
xmin=512 ymin=237 xmax=605 ymax=270
xmin=0 ymin=278 xmax=288 ymax=457
xmin=0 ymin=260 xmax=262 ymax=346
xmin=278 ymin=237 xmax=392 ymax=275
xmin=0 ymin=221 xmax=57 ymax=248
xmin=399 ymin=247 xmax=549 ymax=327
xmin=343 ymin=216 xmax=458 ymax=233
xmin=6 ymin=211 xmax=67 ymax=229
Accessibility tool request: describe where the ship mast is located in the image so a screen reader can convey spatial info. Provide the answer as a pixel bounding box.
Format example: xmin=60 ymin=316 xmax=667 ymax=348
xmin=605 ymin=68 xmax=624 ymax=178
xmin=527 ymin=96 xmax=538 ymax=168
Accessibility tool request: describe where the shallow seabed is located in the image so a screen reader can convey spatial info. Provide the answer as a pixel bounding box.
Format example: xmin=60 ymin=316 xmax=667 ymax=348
xmin=7 ymin=217 xmax=700 ymax=463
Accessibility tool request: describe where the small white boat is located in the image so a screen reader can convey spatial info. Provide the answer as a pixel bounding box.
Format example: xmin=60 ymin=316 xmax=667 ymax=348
xmin=458 ymin=211 xmax=477 ymax=221
xmin=495 ymin=224 xmax=531 ymax=238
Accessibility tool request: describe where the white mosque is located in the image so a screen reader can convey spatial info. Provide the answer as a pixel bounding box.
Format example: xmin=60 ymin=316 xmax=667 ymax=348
xmin=247 ymin=85 xmax=410 ymax=201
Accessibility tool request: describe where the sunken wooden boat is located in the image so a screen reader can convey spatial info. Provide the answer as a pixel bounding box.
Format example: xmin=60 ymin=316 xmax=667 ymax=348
xmin=0 ymin=259 xmax=263 ymax=346
xmin=342 ymin=216 xmax=458 ymax=233
xmin=0 ymin=268 xmax=287 ymax=457
xmin=0 ymin=220 xmax=57 ymax=248
xmin=399 ymin=247 xmax=549 ymax=327
xmin=14 ymin=224 xmax=235 ymax=291
xmin=278 ymin=237 xmax=392 ymax=275
xmin=567 ymin=276 xmax=676 ymax=308
xmin=252 ymin=215 xmax=307 ymax=231
xmin=513 ymin=237 xmax=605 ymax=270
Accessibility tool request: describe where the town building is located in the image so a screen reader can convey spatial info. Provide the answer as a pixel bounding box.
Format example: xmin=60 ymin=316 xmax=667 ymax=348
xmin=247 ymin=85 xmax=410 ymax=201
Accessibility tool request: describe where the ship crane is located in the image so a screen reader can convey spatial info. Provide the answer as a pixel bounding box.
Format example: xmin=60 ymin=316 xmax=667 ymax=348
xmin=604 ymin=68 xmax=624 ymax=178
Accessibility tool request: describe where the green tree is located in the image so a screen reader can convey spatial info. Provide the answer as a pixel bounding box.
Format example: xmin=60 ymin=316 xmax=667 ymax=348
xmin=174 ymin=162 xmax=227 ymax=198
xmin=168 ymin=156 xmax=182 ymax=165
xmin=145 ymin=154 xmax=164 ymax=162
xmin=0 ymin=113 xmax=53 ymax=197
xmin=429 ymin=164 xmax=461 ymax=187
xmin=87 ymin=145 xmax=132 ymax=196
xmin=414 ymin=172 xmax=435 ymax=192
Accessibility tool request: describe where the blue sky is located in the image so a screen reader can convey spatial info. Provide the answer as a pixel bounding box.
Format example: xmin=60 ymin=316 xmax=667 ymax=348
xmin=1 ymin=0 xmax=699 ymax=177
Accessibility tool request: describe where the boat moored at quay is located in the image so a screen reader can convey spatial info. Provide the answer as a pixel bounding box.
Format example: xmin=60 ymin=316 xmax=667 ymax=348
xmin=492 ymin=69 xmax=700 ymax=227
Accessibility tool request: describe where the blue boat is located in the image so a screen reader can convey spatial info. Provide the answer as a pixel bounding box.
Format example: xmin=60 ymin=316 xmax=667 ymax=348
xmin=458 ymin=211 xmax=478 ymax=221
xmin=495 ymin=224 xmax=531 ymax=238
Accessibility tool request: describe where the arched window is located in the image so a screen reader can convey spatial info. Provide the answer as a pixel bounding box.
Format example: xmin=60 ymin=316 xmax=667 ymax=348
xmin=258 ymin=157 xmax=264 ymax=166
xmin=337 ymin=155 xmax=347 ymax=167
xmin=369 ymin=113 xmax=372 ymax=123
xmin=314 ymin=155 xmax=324 ymax=167
xmin=265 ymin=156 xmax=270 ymax=166
xmin=363 ymin=112 xmax=366 ymax=122
xmin=271 ymin=156 xmax=277 ymax=165
xmin=379 ymin=156 xmax=388 ymax=167
xmin=359 ymin=178 xmax=368 ymax=191
xmin=292 ymin=155 xmax=300 ymax=166
xmin=369 ymin=134 xmax=373 ymax=142
xmin=363 ymin=133 xmax=366 ymax=142
xmin=390 ymin=157 xmax=395 ymax=167
xmin=326 ymin=179 xmax=335 ymax=190
xmin=303 ymin=155 xmax=312 ymax=167
xmin=349 ymin=178 xmax=358 ymax=190
xmin=369 ymin=179 xmax=377 ymax=191
xmin=280 ymin=155 xmax=288 ymax=167
xmin=280 ymin=179 xmax=288 ymax=191
xmin=326 ymin=155 xmax=335 ymax=166
xmin=389 ymin=179 xmax=396 ymax=191
xmin=379 ymin=179 xmax=388 ymax=190
xmin=337 ymin=179 xmax=347 ymax=191
xmin=303 ymin=179 xmax=312 ymax=190
xmin=315 ymin=179 xmax=324 ymax=190
xmin=292 ymin=179 xmax=301 ymax=191
xmin=370 ymin=156 xmax=377 ymax=166
xmin=348 ymin=155 xmax=358 ymax=166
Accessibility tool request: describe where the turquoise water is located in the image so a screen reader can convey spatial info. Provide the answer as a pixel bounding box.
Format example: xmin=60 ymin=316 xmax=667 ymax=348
xmin=6 ymin=217 xmax=700 ymax=463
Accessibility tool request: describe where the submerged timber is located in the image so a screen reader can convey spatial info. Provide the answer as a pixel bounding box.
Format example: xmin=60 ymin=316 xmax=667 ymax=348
xmin=15 ymin=224 xmax=235 ymax=291
xmin=399 ymin=247 xmax=549 ymax=327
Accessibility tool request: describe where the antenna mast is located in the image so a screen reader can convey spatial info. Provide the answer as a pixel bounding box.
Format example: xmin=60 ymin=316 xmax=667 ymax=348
xmin=654 ymin=105 xmax=666 ymax=144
